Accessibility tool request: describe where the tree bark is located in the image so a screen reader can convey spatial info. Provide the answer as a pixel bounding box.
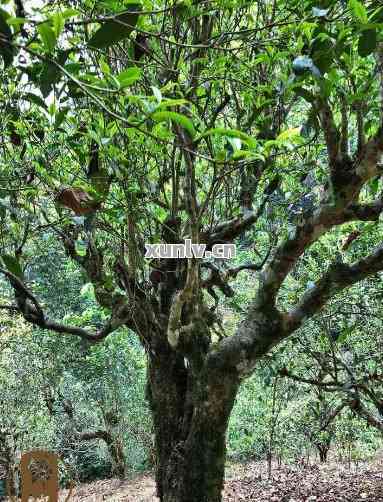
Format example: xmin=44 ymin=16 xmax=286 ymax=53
xmin=146 ymin=346 xmax=239 ymax=502
xmin=316 ymin=444 xmax=329 ymax=463
xmin=107 ymin=437 xmax=126 ymax=479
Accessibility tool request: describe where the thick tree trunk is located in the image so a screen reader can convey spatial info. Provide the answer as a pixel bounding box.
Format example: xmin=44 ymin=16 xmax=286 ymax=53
xmin=316 ymin=443 xmax=329 ymax=463
xmin=146 ymin=346 xmax=239 ymax=502
xmin=107 ymin=437 xmax=126 ymax=478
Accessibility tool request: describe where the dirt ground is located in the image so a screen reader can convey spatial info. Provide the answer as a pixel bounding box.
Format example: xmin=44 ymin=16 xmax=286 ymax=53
xmin=59 ymin=458 xmax=383 ymax=501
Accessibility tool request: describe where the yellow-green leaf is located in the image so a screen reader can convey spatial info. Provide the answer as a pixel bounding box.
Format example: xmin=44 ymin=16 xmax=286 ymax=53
xmin=196 ymin=128 xmax=257 ymax=148
xmin=38 ymin=22 xmax=57 ymax=52
xmin=151 ymin=111 xmax=196 ymax=138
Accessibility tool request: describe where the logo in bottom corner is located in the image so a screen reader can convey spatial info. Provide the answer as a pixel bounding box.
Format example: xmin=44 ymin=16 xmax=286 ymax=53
xmin=6 ymin=449 xmax=74 ymax=501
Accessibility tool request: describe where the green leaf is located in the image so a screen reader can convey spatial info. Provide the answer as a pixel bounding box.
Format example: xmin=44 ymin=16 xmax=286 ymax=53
xmin=88 ymin=5 xmax=142 ymax=49
xmin=158 ymin=98 xmax=189 ymax=109
xmin=358 ymin=29 xmax=377 ymax=57
xmin=231 ymin=150 xmax=253 ymax=160
xmin=371 ymin=6 xmax=383 ymax=23
xmin=40 ymin=63 xmax=59 ymax=97
xmin=2 ymin=254 xmax=23 ymax=279
xmin=337 ymin=326 xmax=354 ymax=344
xmin=151 ymin=111 xmax=196 ymax=138
xmin=89 ymin=168 xmax=110 ymax=200
xmin=100 ymin=59 xmax=111 ymax=76
xmin=311 ymin=34 xmax=334 ymax=74
xmin=152 ymin=86 xmax=162 ymax=103
xmin=313 ymin=52 xmax=333 ymax=75
xmin=6 ymin=17 xmax=27 ymax=26
xmin=51 ymin=13 xmax=65 ymax=38
xmin=0 ymin=9 xmax=12 ymax=39
xmin=276 ymin=127 xmax=301 ymax=142
xmin=55 ymin=107 xmax=69 ymax=129
xmin=369 ymin=177 xmax=379 ymax=196
xmin=61 ymin=8 xmax=79 ymax=19
xmin=38 ymin=22 xmax=57 ymax=52
xmin=0 ymin=9 xmax=14 ymax=67
xmin=116 ymin=66 xmax=141 ymax=87
xmin=39 ymin=49 xmax=70 ymax=97
xmin=22 ymin=92 xmax=48 ymax=110
xmin=196 ymin=127 xmax=257 ymax=148
xmin=348 ymin=0 xmax=368 ymax=24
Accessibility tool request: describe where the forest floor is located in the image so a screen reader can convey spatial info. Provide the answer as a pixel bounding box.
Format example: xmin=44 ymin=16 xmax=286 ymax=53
xmin=59 ymin=457 xmax=383 ymax=501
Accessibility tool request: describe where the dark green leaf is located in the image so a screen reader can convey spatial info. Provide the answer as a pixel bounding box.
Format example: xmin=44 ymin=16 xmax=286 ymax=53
xmin=369 ymin=177 xmax=379 ymax=196
xmin=2 ymin=254 xmax=23 ymax=279
xmin=39 ymin=50 xmax=70 ymax=97
xmin=0 ymin=9 xmax=12 ymax=40
xmin=67 ymin=81 xmax=85 ymax=100
xmin=313 ymin=52 xmax=333 ymax=74
xmin=40 ymin=63 xmax=59 ymax=98
xmin=371 ymin=6 xmax=383 ymax=22
xmin=22 ymin=92 xmax=48 ymax=110
xmin=294 ymin=87 xmax=316 ymax=104
xmin=55 ymin=107 xmax=69 ymax=129
xmin=22 ymin=63 xmax=43 ymax=85
xmin=88 ymin=5 xmax=142 ymax=49
xmin=0 ymin=9 xmax=14 ymax=67
xmin=311 ymin=34 xmax=334 ymax=74
xmin=358 ymin=29 xmax=377 ymax=57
